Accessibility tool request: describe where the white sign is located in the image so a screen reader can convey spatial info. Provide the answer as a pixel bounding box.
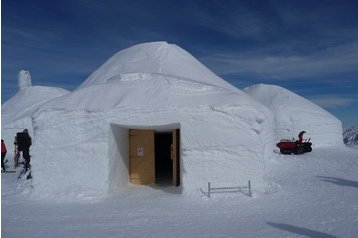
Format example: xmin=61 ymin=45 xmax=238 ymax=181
xmin=137 ymin=147 xmax=144 ymax=156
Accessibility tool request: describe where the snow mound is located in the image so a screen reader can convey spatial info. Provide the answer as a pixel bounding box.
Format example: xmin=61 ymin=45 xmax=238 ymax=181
xmin=78 ymin=41 xmax=237 ymax=91
xmin=2 ymin=86 xmax=69 ymax=124
xmin=244 ymin=84 xmax=343 ymax=147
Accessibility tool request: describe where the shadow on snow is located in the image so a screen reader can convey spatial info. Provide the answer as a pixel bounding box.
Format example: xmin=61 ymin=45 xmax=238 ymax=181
xmin=267 ymin=222 xmax=338 ymax=238
xmin=317 ymin=176 xmax=358 ymax=188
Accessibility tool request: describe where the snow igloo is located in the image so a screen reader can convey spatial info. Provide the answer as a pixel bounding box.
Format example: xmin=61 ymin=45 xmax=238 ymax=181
xmin=30 ymin=42 xmax=275 ymax=197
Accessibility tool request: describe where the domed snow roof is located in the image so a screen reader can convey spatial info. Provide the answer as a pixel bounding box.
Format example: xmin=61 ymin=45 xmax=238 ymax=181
xmin=78 ymin=41 xmax=236 ymax=91
xmin=2 ymin=86 xmax=69 ymax=124
xmin=41 ymin=73 xmax=251 ymax=112
xmin=244 ymin=84 xmax=343 ymax=147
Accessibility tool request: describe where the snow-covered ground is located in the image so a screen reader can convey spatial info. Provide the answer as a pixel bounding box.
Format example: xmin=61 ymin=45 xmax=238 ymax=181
xmin=2 ymin=146 xmax=357 ymax=238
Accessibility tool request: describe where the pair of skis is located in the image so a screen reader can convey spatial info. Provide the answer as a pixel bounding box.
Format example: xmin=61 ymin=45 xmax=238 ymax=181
xmin=17 ymin=165 xmax=32 ymax=180
xmin=1 ymin=166 xmax=31 ymax=179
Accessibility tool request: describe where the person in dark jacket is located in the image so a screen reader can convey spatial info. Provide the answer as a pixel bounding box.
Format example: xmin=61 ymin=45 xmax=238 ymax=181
xmin=298 ymin=131 xmax=306 ymax=143
xmin=1 ymin=139 xmax=7 ymax=171
xmin=17 ymin=129 xmax=32 ymax=169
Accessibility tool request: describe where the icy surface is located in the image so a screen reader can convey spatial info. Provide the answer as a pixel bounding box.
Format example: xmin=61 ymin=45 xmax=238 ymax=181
xmin=245 ymin=84 xmax=344 ymax=147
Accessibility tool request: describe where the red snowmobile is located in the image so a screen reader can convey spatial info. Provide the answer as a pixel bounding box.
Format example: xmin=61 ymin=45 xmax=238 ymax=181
xmin=276 ymin=131 xmax=312 ymax=155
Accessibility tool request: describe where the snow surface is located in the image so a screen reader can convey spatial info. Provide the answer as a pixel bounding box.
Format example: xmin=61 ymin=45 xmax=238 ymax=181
xmin=2 ymin=147 xmax=358 ymax=237
xmin=245 ymin=84 xmax=343 ymax=147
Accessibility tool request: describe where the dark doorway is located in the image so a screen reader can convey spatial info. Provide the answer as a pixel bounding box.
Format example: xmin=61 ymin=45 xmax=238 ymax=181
xmin=155 ymin=132 xmax=173 ymax=185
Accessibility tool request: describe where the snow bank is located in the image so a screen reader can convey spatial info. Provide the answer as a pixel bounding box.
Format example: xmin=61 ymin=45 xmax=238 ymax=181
xmin=244 ymin=84 xmax=343 ymax=147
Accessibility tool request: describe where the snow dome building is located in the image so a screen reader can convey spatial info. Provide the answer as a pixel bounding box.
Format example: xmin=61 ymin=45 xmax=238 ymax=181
xmin=30 ymin=42 xmax=275 ymax=196
xmin=2 ymin=42 xmax=343 ymax=198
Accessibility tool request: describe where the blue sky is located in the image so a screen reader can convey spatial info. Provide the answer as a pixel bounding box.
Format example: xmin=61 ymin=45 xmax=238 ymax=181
xmin=2 ymin=0 xmax=358 ymax=126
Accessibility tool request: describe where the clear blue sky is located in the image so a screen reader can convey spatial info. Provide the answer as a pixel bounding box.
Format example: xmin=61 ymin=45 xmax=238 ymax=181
xmin=2 ymin=0 xmax=358 ymax=126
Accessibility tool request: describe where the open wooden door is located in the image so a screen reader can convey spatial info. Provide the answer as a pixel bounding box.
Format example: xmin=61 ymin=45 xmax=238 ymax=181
xmin=171 ymin=129 xmax=180 ymax=186
xmin=129 ymin=129 xmax=155 ymax=185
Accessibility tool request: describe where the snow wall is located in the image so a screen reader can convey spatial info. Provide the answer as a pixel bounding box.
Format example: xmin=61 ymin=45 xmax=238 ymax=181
xmin=244 ymin=84 xmax=343 ymax=147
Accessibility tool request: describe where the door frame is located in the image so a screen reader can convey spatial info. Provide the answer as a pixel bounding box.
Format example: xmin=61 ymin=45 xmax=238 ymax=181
xmin=127 ymin=125 xmax=180 ymax=187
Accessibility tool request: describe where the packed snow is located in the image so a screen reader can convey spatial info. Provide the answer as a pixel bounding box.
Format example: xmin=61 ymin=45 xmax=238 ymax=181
xmin=2 ymin=41 xmax=355 ymax=237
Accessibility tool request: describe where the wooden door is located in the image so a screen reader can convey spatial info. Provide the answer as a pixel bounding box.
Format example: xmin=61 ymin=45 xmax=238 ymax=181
xmin=171 ymin=129 xmax=180 ymax=186
xmin=129 ymin=129 xmax=155 ymax=185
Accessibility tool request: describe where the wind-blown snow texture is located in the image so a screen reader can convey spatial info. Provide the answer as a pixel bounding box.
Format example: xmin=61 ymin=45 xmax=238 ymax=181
xmin=1 ymin=41 xmax=343 ymax=200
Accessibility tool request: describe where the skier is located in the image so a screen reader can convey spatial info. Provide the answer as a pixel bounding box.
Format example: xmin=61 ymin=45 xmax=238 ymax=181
xmin=17 ymin=129 xmax=32 ymax=169
xmin=1 ymin=139 xmax=7 ymax=171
